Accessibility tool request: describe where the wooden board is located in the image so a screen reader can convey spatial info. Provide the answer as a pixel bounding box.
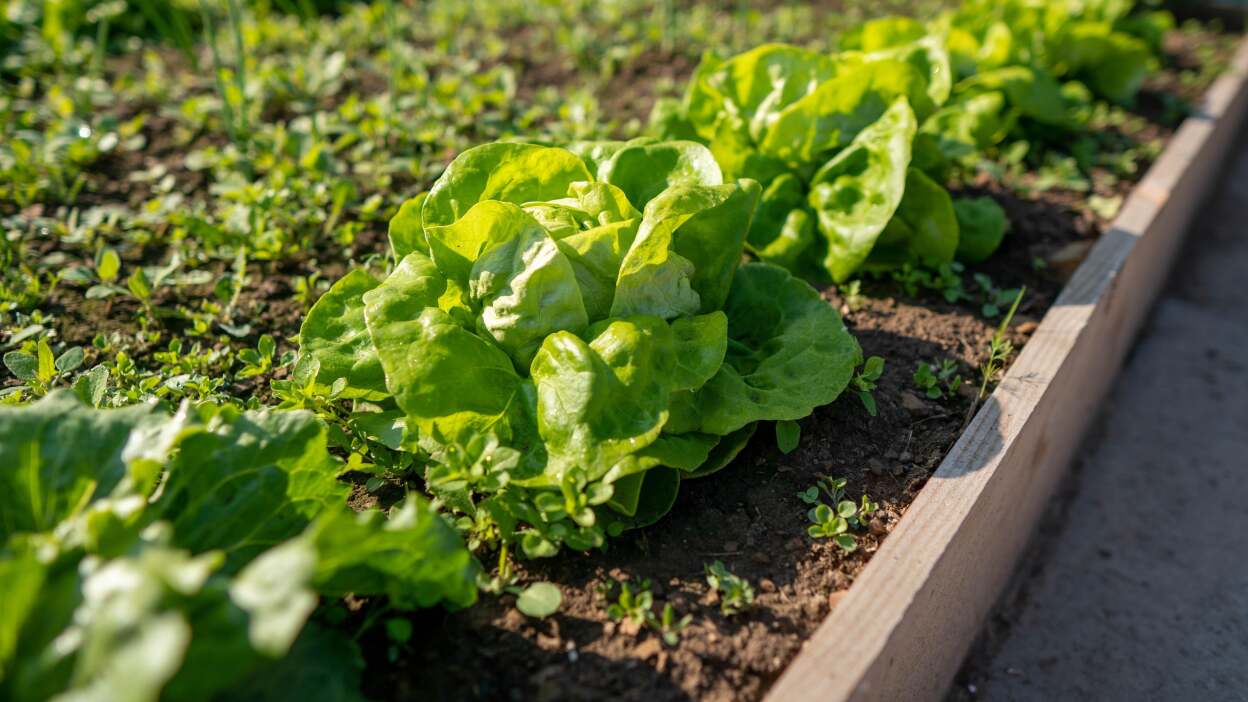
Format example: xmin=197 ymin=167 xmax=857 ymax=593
xmin=767 ymin=36 xmax=1248 ymax=702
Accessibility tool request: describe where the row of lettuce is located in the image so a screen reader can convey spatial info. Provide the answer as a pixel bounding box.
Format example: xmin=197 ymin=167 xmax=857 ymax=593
xmin=651 ymin=0 xmax=1171 ymax=282
xmin=0 ymin=1 xmax=1174 ymax=699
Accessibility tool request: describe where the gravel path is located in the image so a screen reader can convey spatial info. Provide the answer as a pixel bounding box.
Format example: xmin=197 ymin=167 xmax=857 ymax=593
xmin=951 ymin=136 xmax=1248 ymax=701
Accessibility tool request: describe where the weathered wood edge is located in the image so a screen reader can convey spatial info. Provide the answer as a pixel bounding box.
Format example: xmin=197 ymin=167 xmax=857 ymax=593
xmin=767 ymin=35 xmax=1248 ymax=702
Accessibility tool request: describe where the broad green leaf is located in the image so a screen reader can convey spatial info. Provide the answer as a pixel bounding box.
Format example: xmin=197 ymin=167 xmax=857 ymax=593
xmin=367 ymin=305 xmax=526 ymax=447
xmin=692 ymin=44 xmax=841 ymax=143
xmin=920 ymin=91 xmax=1014 ymax=165
xmin=515 ymin=582 xmax=561 ymax=618
xmin=422 ymin=143 xmax=592 ymax=227
xmin=746 ymin=173 xmax=816 ymax=271
xmin=388 ymin=192 xmax=429 ymax=260
xmin=222 ymin=624 xmax=366 ymax=702
xmin=601 ymin=467 xmax=681 ymax=531
xmin=808 ymin=98 xmax=916 ymax=282
xmin=840 ymin=16 xmax=926 ymax=51
xmin=1055 ymin=23 xmax=1153 ymax=103
xmin=554 ymin=219 xmax=639 ymax=321
xmin=4 ymin=351 xmax=37 ymax=381
xmin=603 ymin=431 xmax=721 ymax=491
xmin=0 ymin=543 xmax=46 ymax=677
xmin=54 ymin=347 xmax=84 ymax=374
xmin=612 ymin=180 xmax=760 ymax=318
xmin=705 ymin=114 xmax=791 ymax=183
xmin=150 ymin=409 xmax=350 ymax=573
xmin=531 ymin=317 xmax=676 ymax=482
xmin=866 ymin=168 xmax=959 ymax=270
xmin=298 ymin=269 xmax=388 ymax=401
xmin=685 ymin=422 xmax=757 ymax=479
xmin=670 ymin=312 xmax=728 ymax=392
xmin=956 ymin=66 xmax=1070 ymax=127
xmin=868 ymin=35 xmax=953 ymax=109
xmin=566 ymin=137 xmax=655 ymax=176
xmin=775 ymin=420 xmax=801 ymax=454
xmin=760 ymin=58 xmax=928 ymax=164
xmin=301 ymin=498 xmax=480 ymax=609
xmin=95 ymin=247 xmax=120 ymax=283
xmin=0 ymin=392 xmax=171 ymax=541
xmin=695 ymin=263 xmax=862 ymax=435
xmin=598 ymin=140 xmax=723 ymax=209
xmin=424 ymin=200 xmax=544 ymax=288
xmin=954 ymin=196 xmax=1010 ymax=263
xmin=468 ymin=209 xmax=589 ymax=369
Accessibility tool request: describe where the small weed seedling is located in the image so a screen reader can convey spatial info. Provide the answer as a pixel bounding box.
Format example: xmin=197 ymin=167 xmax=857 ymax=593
xmin=798 ymin=477 xmax=879 ymax=553
xmin=705 ymin=561 xmax=755 ymax=616
xmin=654 ymin=603 xmax=693 ymax=645
xmin=977 ymin=287 xmax=1027 ymax=404
xmin=3 ymin=338 xmax=85 ymax=398
xmin=600 ymin=577 xmax=692 ymax=645
xmin=973 ymin=273 xmax=1022 ymax=318
xmin=601 ymin=578 xmax=654 ymax=629
xmin=849 ymin=355 xmax=885 ymax=416
xmin=839 ymin=279 xmax=867 ymax=311
xmin=913 ymin=359 xmax=963 ymax=400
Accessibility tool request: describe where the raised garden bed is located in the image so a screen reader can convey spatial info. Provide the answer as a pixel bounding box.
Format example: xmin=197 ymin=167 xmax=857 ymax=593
xmin=372 ymin=27 xmax=1248 ymax=702
xmin=3 ymin=5 xmax=1246 ymax=702
xmin=769 ymin=35 xmax=1248 ymax=701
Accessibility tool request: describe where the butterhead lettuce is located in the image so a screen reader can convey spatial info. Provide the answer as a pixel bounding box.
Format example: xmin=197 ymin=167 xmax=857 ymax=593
xmin=299 ymin=140 xmax=862 ymax=558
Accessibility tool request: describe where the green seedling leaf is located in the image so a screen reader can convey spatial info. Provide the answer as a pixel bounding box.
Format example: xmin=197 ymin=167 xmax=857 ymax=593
xmin=775 ymin=420 xmax=801 ymax=454
xmin=516 ymin=582 xmax=562 ymax=618
xmin=55 ymin=346 xmax=84 ymax=374
xmin=96 ymin=247 xmax=121 ymax=283
xmin=3 ymin=351 xmax=37 ymax=381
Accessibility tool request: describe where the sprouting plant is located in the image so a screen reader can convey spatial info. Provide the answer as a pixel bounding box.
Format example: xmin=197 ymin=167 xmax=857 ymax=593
xmin=976 ymin=287 xmax=1026 ymax=403
xmin=840 ymin=279 xmax=867 ymax=311
xmin=849 ymin=355 xmax=885 ymax=416
xmin=799 ymin=476 xmax=878 ymax=552
xmin=913 ymin=359 xmax=963 ymax=400
xmin=891 ymin=262 xmax=968 ymax=303
xmin=602 ymin=578 xmax=654 ymax=627
xmin=599 ymin=578 xmax=691 ymax=645
xmin=973 ymin=273 xmax=1022 ymax=318
xmin=798 ymin=476 xmax=845 ymax=506
xmin=236 ymin=334 xmax=276 ymax=379
xmin=292 ymin=272 xmax=326 ymax=309
xmin=705 ymin=561 xmax=755 ymax=616
xmin=3 ymin=338 xmax=84 ymax=398
xmin=807 ymin=503 xmax=857 ymax=551
xmin=654 ymin=603 xmax=693 ymax=646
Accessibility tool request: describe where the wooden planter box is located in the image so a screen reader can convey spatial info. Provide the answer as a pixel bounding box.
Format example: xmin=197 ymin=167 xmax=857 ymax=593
xmin=766 ymin=37 xmax=1248 ymax=702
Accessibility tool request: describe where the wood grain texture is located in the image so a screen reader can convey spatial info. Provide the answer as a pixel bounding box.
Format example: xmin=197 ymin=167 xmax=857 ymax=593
xmin=767 ymin=36 xmax=1248 ymax=702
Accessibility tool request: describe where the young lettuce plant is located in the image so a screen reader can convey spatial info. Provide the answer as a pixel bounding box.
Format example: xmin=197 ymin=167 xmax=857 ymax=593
xmin=0 ymin=391 xmax=478 ymax=702
xmin=297 ymin=140 xmax=863 ymax=564
xmin=650 ymin=40 xmax=967 ymax=283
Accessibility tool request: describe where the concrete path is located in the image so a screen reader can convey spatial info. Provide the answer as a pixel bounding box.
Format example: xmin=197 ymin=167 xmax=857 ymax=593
xmin=951 ymin=138 xmax=1248 ymax=701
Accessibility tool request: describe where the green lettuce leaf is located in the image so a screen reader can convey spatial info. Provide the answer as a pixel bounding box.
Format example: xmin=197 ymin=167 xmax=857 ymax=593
xmin=612 ymin=180 xmax=760 ymax=318
xmin=422 ymin=143 xmax=592 ymax=227
xmin=808 ymin=98 xmax=916 ymax=282
xmin=467 ymin=206 xmax=589 ymax=368
xmin=866 ymin=168 xmax=960 ymax=271
xmin=695 ymin=263 xmax=862 ymax=434
xmin=388 ymin=192 xmax=429 ymax=260
xmin=531 ymin=316 xmax=676 ymax=482
xmin=597 ymin=140 xmax=723 ymax=209
xmin=953 ymin=195 xmax=1010 ymax=263
xmin=298 ymin=270 xmax=388 ymax=401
